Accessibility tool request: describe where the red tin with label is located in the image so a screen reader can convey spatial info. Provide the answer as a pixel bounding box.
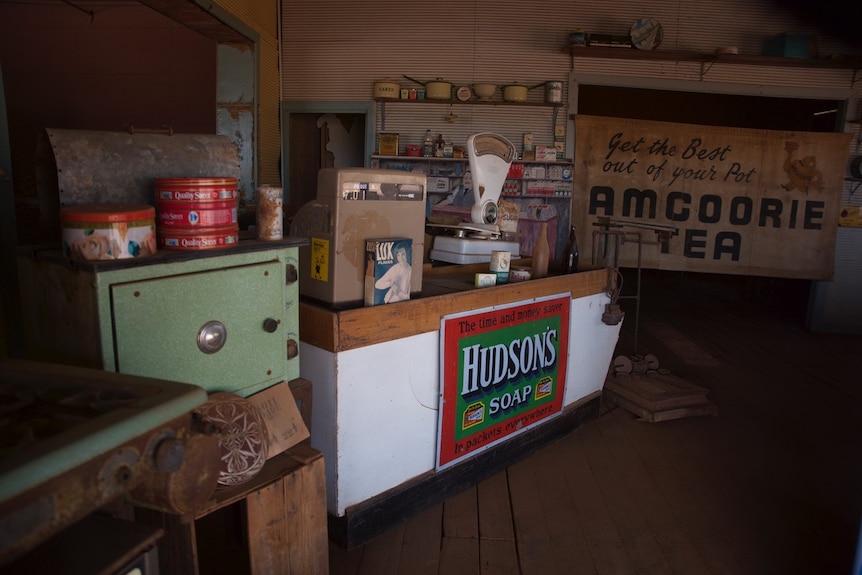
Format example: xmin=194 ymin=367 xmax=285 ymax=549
xmin=157 ymin=200 xmax=238 ymax=228
xmin=154 ymin=177 xmax=238 ymax=203
xmin=158 ymin=224 xmax=240 ymax=251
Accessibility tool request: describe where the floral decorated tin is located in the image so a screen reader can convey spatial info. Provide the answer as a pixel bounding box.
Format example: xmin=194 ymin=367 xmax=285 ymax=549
xmin=61 ymin=203 xmax=156 ymax=260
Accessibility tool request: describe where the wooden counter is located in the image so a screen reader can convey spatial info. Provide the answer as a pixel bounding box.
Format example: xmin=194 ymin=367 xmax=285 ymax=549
xmin=300 ymin=264 xmax=610 ymax=352
xmin=298 ymin=263 xmax=621 ymax=548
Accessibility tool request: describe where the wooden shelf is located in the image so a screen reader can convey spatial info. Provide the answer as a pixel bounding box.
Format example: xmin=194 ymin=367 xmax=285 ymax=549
xmin=373 ymin=156 xmax=573 ymax=201
xmin=563 ymin=45 xmax=862 ymax=71
xmin=372 ymin=155 xmax=465 ymax=162
xmin=375 ymin=97 xmax=561 ymax=108
xmin=372 ymin=155 xmax=572 ymax=164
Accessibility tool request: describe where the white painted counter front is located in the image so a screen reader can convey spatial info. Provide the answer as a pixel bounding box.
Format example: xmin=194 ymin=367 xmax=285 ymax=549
xmin=299 ymin=268 xmax=621 ymax=517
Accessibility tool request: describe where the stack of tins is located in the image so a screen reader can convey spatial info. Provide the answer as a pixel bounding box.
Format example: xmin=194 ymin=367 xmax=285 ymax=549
xmin=154 ymin=177 xmax=239 ymax=251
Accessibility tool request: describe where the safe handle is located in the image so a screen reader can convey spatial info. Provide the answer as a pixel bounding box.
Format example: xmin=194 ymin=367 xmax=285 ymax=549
xmin=197 ymin=321 xmax=227 ymax=354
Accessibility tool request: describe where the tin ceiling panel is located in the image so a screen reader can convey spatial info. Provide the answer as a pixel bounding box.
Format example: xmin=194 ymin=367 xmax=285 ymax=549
xmin=281 ymin=0 xmax=861 ymax=101
xmin=281 ymin=0 xmax=571 ymax=102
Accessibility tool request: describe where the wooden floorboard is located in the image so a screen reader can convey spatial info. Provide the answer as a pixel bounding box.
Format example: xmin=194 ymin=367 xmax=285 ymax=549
xmin=506 ymin=455 xmax=556 ymax=575
xmin=398 ymin=503 xmax=442 ymax=575
xmin=443 ymin=486 xmax=479 ymax=539
xmin=477 ymin=472 xmax=518 ymax=574
xmin=477 ymin=471 xmax=515 ymax=541
xmin=525 ymin=440 xmax=597 ymax=574
xmin=355 ymin=522 xmax=405 ymax=575
xmin=439 ymin=536 xmax=479 ymax=575
xmin=562 ymin=427 xmax=635 ymax=574
xmin=329 ymin=270 xmax=862 ymax=575
xmin=580 ymin=420 xmax=676 ymax=574
xmin=591 ymin=412 xmax=681 ymax=575
xmin=440 ymin=485 xmax=480 ymax=575
xmin=601 ymin=412 xmax=714 ymax=575
xmin=328 ymin=540 xmax=362 ymax=575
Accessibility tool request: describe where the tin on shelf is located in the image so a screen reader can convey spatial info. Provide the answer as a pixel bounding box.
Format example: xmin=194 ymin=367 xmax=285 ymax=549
xmin=510 ymin=266 xmax=531 ymax=282
xmin=158 ymin=224 xmax=240 ymax=251
xmin=489 ymin=250 xmax=511 ymax=284
xmin=154 ymin=177 xmax=238 ymax=203
xmin=155 ymin=176 xmax=240 ymax=251
xmin=157 ymin=200 xmax=237 ymax=228
xmin=256 ymin=186 xmax=284 ymax=241
xmin=61 ymin=203 xmax=156 ymax=261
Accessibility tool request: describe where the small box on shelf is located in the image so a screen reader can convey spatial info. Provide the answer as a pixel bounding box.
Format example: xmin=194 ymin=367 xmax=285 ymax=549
xmin=427 ymin=177 xmax=450 ymax=193
xmin=547 ymin=164 xmax=565 ymax=179
xmin=764 ymin=33 xmax=816 ymax=59
xmin=508 ymin=163 xmax=525 ymax=179
xmin=554 ymin=142 xmax=565 ymax=159
xmin=535 ymin=146 xmax=557 ymax=162
xmin=502 ymin=181 xmax=520 ymax=196
xmin=379 ymin=133 xmax=399 ymax=156
xmin=524 ymin=165 xmax=546 ymax=179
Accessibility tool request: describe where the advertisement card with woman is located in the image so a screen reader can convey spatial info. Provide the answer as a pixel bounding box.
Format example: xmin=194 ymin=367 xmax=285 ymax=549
xmin=365 ymin=237 xmax=413 ymax=306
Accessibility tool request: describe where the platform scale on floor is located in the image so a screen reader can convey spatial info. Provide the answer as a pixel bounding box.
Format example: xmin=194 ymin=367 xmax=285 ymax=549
xmin=594 ymin=218 xmax=719 ymax=422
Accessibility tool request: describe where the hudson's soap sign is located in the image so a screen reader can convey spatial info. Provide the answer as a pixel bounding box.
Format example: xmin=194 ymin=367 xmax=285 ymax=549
xmin=574 ymin=115 xmax=852 ymax=280
xmin=437 ymin=294 xmax=570 ymax=470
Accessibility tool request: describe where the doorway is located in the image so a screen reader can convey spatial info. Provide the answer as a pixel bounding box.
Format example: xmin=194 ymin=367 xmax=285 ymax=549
xmin=282 ymin=102 xmax=373 ymax=218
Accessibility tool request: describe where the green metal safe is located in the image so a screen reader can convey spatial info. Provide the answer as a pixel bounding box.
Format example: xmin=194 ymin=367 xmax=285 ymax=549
xmin=16 ymin=239 xmax=304 ymax=397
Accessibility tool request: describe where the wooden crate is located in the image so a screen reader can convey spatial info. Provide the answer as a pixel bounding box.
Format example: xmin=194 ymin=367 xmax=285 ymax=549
xmin=136 ymin=442 xmax=328 ymax=575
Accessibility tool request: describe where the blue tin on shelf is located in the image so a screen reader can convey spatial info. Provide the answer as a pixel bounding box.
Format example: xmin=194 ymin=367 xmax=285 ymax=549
xmin=765 ymin=33 xmax=815 ymax=59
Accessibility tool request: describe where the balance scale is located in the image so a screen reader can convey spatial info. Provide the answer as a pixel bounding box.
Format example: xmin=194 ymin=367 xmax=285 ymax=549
xmin=429 ymin=133 xmax=521 ymax=264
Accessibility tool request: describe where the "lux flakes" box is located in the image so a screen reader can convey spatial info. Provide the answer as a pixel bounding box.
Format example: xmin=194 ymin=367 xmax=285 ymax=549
xmin=364 ymin=237 xmax=413 ymax=306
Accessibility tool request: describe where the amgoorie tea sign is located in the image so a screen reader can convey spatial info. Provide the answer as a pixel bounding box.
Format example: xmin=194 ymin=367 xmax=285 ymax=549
xmin=437 ymin=294 xmax=570 ymax=470
xmin=573 ymin=115 xmax=852 ymax=280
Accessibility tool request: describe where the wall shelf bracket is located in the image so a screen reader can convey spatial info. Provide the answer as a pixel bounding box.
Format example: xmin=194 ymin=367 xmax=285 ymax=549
xmin=700 ymin=58 xmax=717 ymax=79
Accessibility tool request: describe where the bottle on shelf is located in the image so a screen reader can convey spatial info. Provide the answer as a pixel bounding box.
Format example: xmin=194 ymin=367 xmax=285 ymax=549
xmin=560 ymin=225 xmax=579 ymax=274
xmin=423 ymin=130 xmax=434 ymax=158
xmin=532 ymin=222 xmax=550 ymax=279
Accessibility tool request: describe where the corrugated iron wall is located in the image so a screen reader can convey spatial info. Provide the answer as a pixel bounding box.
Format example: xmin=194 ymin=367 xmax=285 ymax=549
xmin=279 ymin=0 xmax=861 ymax=208
xmin=280 ymin=0 xmax=578 ymax=153
xmin=279 ymin=0 xmax=860 ymax=95
xmin=215 ymin=0 xmax=283 ymax=189
xmin=279 ymin=0 xmax=860 ymax=162
xmin=279 ymin=0 xmax=862 ymax=332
